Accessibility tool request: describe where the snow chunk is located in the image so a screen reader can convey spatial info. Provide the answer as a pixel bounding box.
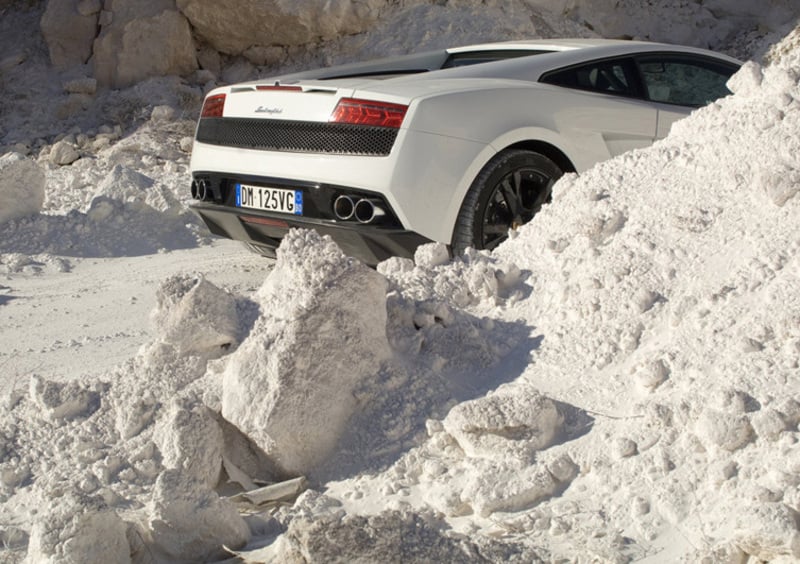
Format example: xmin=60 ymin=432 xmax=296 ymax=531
xmin=222 ymin=229 xmax=391 ymax=475
xmin=695 ymin=409 xmax=754 ymax=452
xmin=463 ymin=455 xmax=578 ymax=517
xmin=732 ymin=503 xmax=800 ymax=561
xmin=28 ymin=375 xmax=99 ymax=422
xmin=151 ymin=275 xmax=239 ymax=359
xmin=26 ymin=491 xmax=130 ymax=564
xmin=443 ymin=386 xmax=564 ymax=460
xmin=153 ymin=399 xmax=223 ymax=489
xmin=145 ymin=469 xmax=250 ymax=561
xmin=0 ymin=153 xmax=45 ymax=225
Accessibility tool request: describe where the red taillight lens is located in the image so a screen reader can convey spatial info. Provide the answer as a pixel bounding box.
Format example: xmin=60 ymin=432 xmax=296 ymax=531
xmin=200 ymin=94 xmax=226 ymax=118
xmin=330 ymin=98 xmax=408 ymax=128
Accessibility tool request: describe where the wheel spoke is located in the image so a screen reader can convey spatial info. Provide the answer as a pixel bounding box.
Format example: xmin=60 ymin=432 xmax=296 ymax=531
xmin=499 ymin=173 xmax=523 ymax=219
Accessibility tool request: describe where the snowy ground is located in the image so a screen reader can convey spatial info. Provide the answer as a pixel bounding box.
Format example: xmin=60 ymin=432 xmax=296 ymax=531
xmin=1 ymin=1 xmax=800 ymax=563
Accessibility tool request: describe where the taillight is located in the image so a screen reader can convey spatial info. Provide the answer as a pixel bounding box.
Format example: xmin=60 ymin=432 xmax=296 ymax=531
xmin=330 ymin=98 xmax=407 ymax=128
xmin=200 ymin=94 xmax=226 ymax=118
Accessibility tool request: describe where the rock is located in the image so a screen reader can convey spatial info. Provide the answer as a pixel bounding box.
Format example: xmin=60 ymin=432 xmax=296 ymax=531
xmin=0 ymin=153 xmax=46 ymax=225
xmin=64 ymin=77 xmax=98 ymax=95
xmin=49 ymin=140 xmax=81 ymax=165
xmin=176 ymin=0 xmax=387 ymax=55
xmin=179 ymin=136 xmax=193 ymax=152
xmin=77 ymin=0 xmax=102 ymax=16
xmin=150 ymin=105 xmax=176 ymax=122
xmin=93 ymin=2 xmax=197 ymax=88
xmin=40 ymin=0 xmax=98 ymax=69
xmin=0 ymin=52 xmax=26 ymax=72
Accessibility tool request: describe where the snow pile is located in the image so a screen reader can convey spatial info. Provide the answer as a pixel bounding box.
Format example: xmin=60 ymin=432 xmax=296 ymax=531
xmin=0 ymin=275 xmax=254 ymax=561
xmin=1 ymin=1 xmax=799 ymax=562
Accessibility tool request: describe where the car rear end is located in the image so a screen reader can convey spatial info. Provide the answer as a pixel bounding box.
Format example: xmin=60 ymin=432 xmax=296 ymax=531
xmin=188 ymin=80 xmax=435 ymax=264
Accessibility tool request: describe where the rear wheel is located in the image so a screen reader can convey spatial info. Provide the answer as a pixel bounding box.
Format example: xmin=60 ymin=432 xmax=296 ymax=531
xmin=452 ymin=149 xmax=562 ymax=254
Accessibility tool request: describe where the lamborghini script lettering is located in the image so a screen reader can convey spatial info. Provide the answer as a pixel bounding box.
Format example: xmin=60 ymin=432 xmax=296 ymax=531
xmin=255 ymin=106 xmax=283 ymax=114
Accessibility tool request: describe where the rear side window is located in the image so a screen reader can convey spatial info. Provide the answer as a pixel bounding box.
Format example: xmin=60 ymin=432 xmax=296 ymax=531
xmin=540 ymin=58 xmax=640 ymax=98
xmin=636 ymin=56 xmax=738 ymax=107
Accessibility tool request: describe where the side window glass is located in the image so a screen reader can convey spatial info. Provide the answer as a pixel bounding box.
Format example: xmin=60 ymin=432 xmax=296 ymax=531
xmin=542 ymin=60 xmax=637 ymax=98
xmin=638 ymin=58 xmax=736 ymax=107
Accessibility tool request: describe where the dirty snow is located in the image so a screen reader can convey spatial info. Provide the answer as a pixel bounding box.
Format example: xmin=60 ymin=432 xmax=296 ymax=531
xmin=1 ymin=1 xmax=800 ymax=563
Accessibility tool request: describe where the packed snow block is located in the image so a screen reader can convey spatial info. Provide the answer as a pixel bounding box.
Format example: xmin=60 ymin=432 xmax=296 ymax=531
xmin=153 ymin=399 xmax=223 ymax=489
xmin=462 ymin=454 xmax=578 ymax=517
xmin=146 ymin=469 xmax=250 ymax=561
xmin=150 ymin=275 xmax=239 ymax=359
xmin=28 ymin=375 xmax=99 ymax=423
xmin=40 ymin=0 xmax=98 ymax=69
xmin=694 ymin=408 xmax=754 ymax=452
xmin=222 ymin=229 xmax=391 ymax=476
xmin=0 ymin=153 xmax=45 ymax=225
xmin=732 ymin=503 xmax=800 ymax=560
xmin=442 ymin=386 xmax=564 ymax=461
xmin=26 ymin=491 xmax=130 ymax=564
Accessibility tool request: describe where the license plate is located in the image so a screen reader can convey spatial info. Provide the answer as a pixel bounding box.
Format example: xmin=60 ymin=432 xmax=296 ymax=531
xmin=235 ymin=183 xmax=303 ymax=215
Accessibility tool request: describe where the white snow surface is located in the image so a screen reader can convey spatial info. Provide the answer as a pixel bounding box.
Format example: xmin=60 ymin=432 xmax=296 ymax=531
xmin=2 ymin=2 xmax=800 ymax=563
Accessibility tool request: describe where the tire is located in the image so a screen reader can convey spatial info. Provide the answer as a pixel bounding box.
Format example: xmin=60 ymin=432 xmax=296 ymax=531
xmin=452 ymin=149 xmax=563 ymax=255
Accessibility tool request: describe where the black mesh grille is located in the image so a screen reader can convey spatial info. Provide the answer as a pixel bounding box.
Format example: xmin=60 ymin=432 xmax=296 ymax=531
xmin=196 ymin=117 xmax=398 ymax=156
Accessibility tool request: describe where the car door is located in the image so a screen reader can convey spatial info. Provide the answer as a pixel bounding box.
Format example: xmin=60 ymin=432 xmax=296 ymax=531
xmin=540 ymin=57 xmax=658 ymax=158
xmin=634 ymin=55 xmax=739 ymax=139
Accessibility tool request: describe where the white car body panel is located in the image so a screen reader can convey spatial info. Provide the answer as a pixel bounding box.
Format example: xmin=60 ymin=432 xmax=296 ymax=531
xmin=189 ymin=39 xmax=741 ymax=263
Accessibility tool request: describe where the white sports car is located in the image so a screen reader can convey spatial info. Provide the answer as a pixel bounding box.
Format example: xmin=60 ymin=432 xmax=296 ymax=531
xmin=189 ymin=39 xmax=741 ymax=264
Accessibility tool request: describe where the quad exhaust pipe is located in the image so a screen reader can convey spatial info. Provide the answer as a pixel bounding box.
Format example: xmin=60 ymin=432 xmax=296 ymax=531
xmin=354 ymin=199 xmax=385 ymax=224
xmin=333 ymin=196 xmax=385 ymax=224
xmin=191 ymin=178 xmax=212 ymax=201
xmin=333 ymin=195 xmax=355 ymax=220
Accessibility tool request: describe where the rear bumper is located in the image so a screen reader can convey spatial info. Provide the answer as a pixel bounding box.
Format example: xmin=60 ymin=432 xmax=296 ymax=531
xmin=191 ymin=201 xmax=433 ymax=266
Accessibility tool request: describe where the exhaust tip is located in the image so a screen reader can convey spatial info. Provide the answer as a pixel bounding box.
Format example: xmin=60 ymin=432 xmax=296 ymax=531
xmin=333 ymin=195 xmax=355 ymax=220
xmin=354 ymin=199 xmax=385 ymax=224
xmin=191 ymin=178 xmax=210 ymax=201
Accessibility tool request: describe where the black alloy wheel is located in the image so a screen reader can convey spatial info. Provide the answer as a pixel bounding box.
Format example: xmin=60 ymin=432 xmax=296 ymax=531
xmin=452 ymin=149 xmax=563 ymax=254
